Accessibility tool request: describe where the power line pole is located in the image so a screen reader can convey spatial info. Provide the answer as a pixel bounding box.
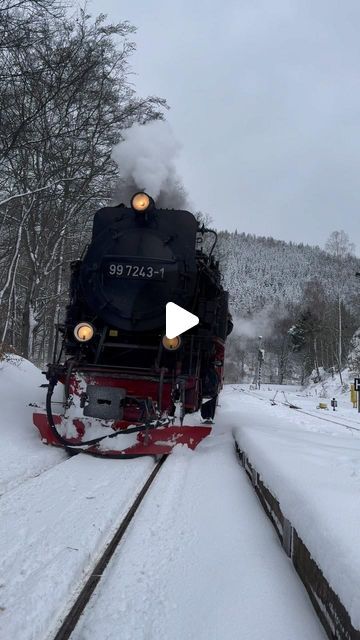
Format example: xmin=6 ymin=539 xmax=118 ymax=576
xmin=256 ymin=336 xmax=265 ymax=390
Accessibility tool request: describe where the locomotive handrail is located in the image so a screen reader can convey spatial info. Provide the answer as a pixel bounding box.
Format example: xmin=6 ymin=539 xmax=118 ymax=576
xmin=202 ymin=227 xmax=218 ymax=257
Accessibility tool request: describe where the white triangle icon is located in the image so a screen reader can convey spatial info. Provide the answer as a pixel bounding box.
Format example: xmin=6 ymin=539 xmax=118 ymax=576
xmin=166 ymin=302 xmax=199 ymax=339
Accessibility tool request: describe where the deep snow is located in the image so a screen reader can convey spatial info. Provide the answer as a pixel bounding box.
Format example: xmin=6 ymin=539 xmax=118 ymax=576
xmin=0 ymin=454 xmax=155 ymax=640
xmin=70 ymin=438 xmax=325 ymax=640
xmin=0 ymin=358 xmax=341 ymax=640
xmin=230 ymin=384 xmax=360 ymax=629
xmin=0 ymin=356 xmax=65 ymax=496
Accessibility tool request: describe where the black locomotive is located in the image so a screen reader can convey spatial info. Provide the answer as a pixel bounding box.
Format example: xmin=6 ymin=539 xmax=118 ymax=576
xmin=33 ymin=192 xmax=232 ymax=457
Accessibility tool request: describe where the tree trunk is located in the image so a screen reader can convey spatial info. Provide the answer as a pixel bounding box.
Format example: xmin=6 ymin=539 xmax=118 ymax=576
xmin=47 ymin=237 xmax=65 ymax=362
xmin=313 ymin=337 xmax=321 ymax=381
xmin=338 ymin=294 xmax=342 ymax=369
xmin=21 ymin=284 xmax=37 ymax=359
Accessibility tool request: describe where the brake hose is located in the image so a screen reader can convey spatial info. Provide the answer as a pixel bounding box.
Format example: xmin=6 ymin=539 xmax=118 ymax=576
xmin=45 ymin=375 xmax=169 ymax=454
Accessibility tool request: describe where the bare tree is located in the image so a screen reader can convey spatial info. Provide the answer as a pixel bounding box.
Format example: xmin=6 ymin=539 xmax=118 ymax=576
xmin=325 ymin=230 xmax=355 ymax=379
xmin=0 ymin=5 xmax=167 ymax=361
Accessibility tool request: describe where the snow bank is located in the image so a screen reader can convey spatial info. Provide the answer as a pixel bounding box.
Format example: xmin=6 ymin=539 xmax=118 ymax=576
xmin=301 ymin=367 xmax=352 ymax=398
xmin=0 ymin=356 xmax=65 ymax=495
xmin=225 ymin=389 xmax=360 ymax=629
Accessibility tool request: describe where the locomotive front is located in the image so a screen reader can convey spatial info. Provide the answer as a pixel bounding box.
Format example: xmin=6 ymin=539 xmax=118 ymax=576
xmin=33 ymin=193 xmax=231 ymax=457
xmin=69 ymin=192 xmax=198 ymax=336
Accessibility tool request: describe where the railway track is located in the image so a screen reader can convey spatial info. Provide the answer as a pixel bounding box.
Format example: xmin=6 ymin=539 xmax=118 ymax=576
xmin=51 ymin=455 xmax=166 ymax=640
xmin=1 ymin=419 xmax=329 ymax=640
xmin=237 ymin=387 xmax=360 ymax=434
xmin=289 ymin=406 xmax=360 ymax=433
xmin=0 ymin=452 xmax=68 ymax=499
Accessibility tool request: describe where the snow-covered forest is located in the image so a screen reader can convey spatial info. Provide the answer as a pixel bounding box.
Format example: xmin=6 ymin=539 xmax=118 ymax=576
xmin=0 ymin=0 xmax=166 ymax=361
xmin=220 ymin=231 xmax=360 ymax=384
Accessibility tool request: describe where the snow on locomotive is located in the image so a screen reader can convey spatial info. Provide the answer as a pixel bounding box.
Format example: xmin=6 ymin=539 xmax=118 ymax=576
xmin=33 ymin=192 xmax=232 ymax=457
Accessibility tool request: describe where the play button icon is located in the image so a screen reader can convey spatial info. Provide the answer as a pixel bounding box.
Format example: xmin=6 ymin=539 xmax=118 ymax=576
xmin=166 ymin=302 xmax=199 ymax=339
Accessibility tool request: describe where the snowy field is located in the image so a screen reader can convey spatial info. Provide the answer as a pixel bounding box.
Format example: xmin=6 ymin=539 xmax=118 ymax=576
xmin=0 ymin=359 xmax=340 ymax=639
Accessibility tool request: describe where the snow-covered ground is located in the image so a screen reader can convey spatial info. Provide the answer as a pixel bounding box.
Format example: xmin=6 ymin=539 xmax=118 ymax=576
xmin=0 ymin=454 xmax=154 ymax=640
xmin=230 ymin=383 xmax=360 ymax=630
xmin=0 ymin=358 xmax=327 ymax=639
xmin=0 ymin=357 xmax=66 ymax=496
xmin=71 ymin=437 xmax=325 ymax=640
xmin=244 ymin=375 xmax=360 ymax=429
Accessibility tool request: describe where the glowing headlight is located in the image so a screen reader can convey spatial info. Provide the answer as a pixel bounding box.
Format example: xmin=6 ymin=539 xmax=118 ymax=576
xmin=162 ymin=335 xmax=182 ymax=351
xmin=131 ymin=192 xmax=152 ymax=212
xmin=74 ymin=322 xmax=94 ymax=342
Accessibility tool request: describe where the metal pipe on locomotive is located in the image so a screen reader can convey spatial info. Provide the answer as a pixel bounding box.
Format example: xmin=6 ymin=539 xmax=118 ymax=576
xmin=33 ymin=193 xmax=232 ymax=457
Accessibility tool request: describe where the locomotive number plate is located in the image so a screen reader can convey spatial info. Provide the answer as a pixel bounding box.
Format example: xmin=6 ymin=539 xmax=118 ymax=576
xmin=106 ymin=262 xmax=165 ymax=280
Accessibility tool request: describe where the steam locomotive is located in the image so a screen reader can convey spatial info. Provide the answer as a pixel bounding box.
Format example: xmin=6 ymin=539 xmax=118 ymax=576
xmin=33 ymin=192 xmax=232 ymax=457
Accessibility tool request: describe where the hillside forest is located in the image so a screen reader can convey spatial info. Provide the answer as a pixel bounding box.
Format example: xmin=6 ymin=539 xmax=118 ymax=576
xmin=220 ymin=230 xmax=360 ymax=384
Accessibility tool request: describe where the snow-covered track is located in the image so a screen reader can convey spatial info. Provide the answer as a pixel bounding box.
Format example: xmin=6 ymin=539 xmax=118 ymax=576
xmin=239 ymin=387 xmax=360 ymax=434
xmin=291 ymin=407 xmax=360 ymax=433
xmin=2 ymin=426 xmax=326 ymax=639
xmin=0 ymin=454 xmax=158 ymax=640
xmin=0 ymin=452 xmax=69 ymax=499
xmin=51 ymin=456 xmax=166 ymax=640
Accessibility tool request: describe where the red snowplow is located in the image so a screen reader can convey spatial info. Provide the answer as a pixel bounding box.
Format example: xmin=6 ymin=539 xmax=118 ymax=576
xmin=33 ymin=365 xmax=212 ymax=458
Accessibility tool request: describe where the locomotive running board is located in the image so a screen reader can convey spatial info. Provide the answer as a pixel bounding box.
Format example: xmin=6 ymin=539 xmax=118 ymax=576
xmin=33 ymin=412 xmax=212 ymax=457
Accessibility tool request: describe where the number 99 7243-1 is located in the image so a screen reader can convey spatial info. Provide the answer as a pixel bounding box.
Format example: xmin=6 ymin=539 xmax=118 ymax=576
xmin=108 ymin=263 xmax=165 ymax=279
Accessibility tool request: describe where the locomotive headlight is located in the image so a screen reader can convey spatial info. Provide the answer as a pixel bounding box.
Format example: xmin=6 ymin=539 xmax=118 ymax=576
xmin=74 ymin=322 xmax=94 ymax=342
xmin=162 ymin=335 xmax=182 ymax=351
xmin=131 ymin=192 xmax=152 ymax=212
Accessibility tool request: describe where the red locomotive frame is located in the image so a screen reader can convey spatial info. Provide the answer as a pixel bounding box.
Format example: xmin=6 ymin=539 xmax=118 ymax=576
xmin=33 ymin=337 xmax=225 ymax=457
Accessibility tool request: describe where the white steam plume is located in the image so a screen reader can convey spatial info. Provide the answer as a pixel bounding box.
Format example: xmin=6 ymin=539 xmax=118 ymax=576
xmin=232 ymin=305 xmax=284 ymax=340
xmin=112 ymin=121 xmax=188 ymax=208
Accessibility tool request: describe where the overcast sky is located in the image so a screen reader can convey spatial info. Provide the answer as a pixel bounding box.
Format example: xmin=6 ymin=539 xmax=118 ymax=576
xmin=91 ymin=0 xmax=360 ymax=252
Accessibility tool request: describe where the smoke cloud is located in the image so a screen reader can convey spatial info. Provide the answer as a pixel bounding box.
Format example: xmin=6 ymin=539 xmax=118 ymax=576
xmin=112 ymin=121 xmax=189 ymax=209
xmin=231 ymin=305 xmax=285 ymax=341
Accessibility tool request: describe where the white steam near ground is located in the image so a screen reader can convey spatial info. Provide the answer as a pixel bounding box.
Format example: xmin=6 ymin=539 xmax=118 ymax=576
xmin=231 ymin=305 xmax=285 ymax=341
xmin=112 ymin=121 xmax=189 ymax=209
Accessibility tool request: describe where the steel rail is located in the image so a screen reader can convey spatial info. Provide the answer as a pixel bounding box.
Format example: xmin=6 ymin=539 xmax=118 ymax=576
xmin=291 ymin=407 xmax=360 ymax=433
xmin=238 ymin=387 xmax=360 ymax=434
xmin=52 ymin=456 xmax=166 ymax=640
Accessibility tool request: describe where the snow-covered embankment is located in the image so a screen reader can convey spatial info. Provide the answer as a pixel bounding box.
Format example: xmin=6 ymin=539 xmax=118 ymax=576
xmin=225 ymin=386 xmax=360 ymax=637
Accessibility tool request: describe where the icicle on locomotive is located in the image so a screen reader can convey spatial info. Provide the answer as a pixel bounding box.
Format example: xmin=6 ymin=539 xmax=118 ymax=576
xmin=33 ymin=193 xmax=233 ymax=457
